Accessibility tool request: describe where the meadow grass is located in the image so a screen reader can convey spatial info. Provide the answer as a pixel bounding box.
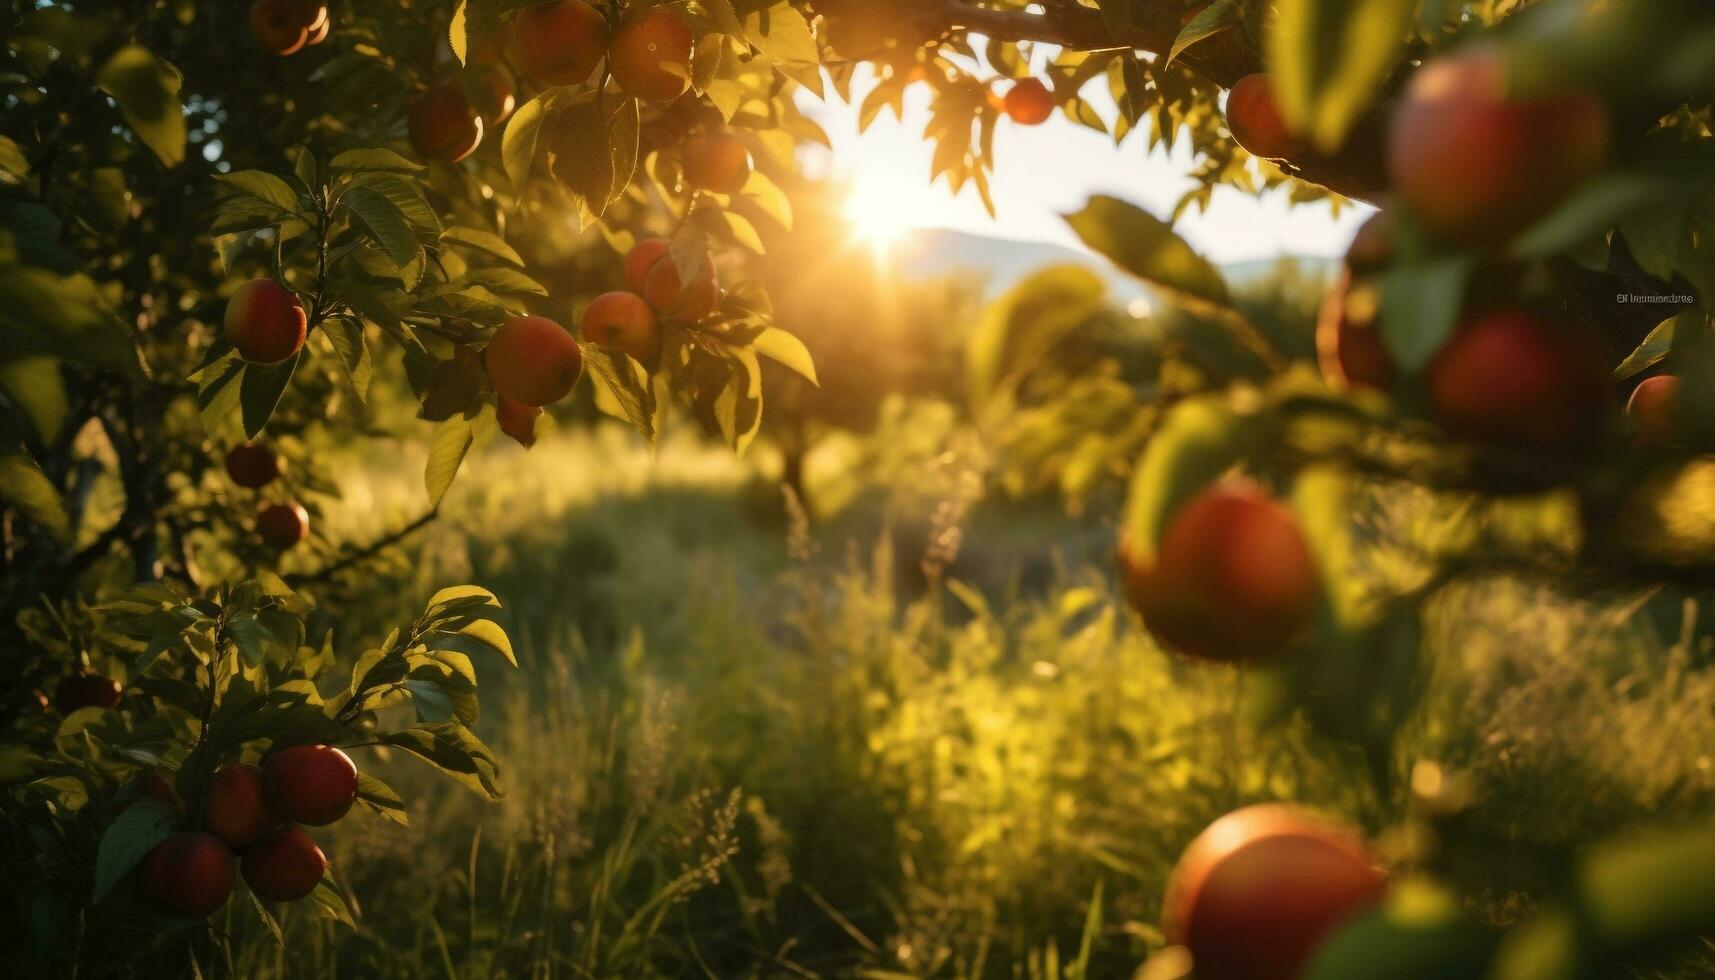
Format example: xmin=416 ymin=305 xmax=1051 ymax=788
xmin=234 ymin=425 xmax=1715 ymax=978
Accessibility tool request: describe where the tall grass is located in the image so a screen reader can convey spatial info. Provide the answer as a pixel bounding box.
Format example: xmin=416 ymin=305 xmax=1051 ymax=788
xmin=240 ymin=426 xmax=1715 ymax=978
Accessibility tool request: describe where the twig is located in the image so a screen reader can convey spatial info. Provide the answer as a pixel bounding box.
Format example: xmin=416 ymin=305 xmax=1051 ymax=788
xmin=286 ymin=509 xmax=440 ymax=587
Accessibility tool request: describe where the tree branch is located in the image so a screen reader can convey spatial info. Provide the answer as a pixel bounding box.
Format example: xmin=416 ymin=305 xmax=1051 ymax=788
xmin=286 ymin=510 xmax=439 ymax=588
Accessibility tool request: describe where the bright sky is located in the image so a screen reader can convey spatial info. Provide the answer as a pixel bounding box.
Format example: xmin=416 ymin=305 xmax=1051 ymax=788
xmin=798 ymin=70 xmax=1374 ymax=266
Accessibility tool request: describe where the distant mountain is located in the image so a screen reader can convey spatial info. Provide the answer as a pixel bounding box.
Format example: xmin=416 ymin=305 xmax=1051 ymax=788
xmin=890 ymin=227 xmax=1337 ymax=314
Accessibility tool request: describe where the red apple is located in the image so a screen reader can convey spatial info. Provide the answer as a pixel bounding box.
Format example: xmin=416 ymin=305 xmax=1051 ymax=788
xmin=1164 ymin=805 xmax=1387 ymax=980
xmin=1627 ymin=374 xmax=1682 ymax=447
xmin=257 ymin=502 xmax=310 ymax=550
xmin=609 ymin=7 xmax=693 ymax=102
xmin=250 ymin=0 xmax=309 ymax=56
xmin=263 ymin=744 xmax=359 ymax=826
xmin=624 ymin=238 xmax=672 ymax=293
xmin=225 ymin=279 xmax=307 ymax=364
xmin=681 ymin=134 xmax=753 ymax=195
xmin=642 ymin=254 xmax=719 ymax=322
xmin=1426 ymin=310 xmax=1611 ymax=453
xmin=225 ymin=442 xmax=283 ymax=489
xmin=1120 ymin=484 xmax=1319 ymax=663
xmin=1388 ymin=46 xmax=1609 ymax=246
xmin=497 ymin=396 xmax=543 ymax=448
xmin=205 ymin=763 xmax=278 ymax=849
xmin=1226 ymin=74 xmax=1306 ymax=160
xmin=143 ymin=832 xmax=236 ymax=917
xmin=486 ymin=315 xmax=584 ymax=407
xmin=1003 ymin=78 xmax=1055 ymax=125
xmin=409 ymin=83 xmax=484 ymax=164
xmin=513 ymin=0 xmax=609 ymax=87
xmin=242 ymin=825 xmax=327 ymax=902
xmin=581 ymin=291 xmax=662 ymax=363
xmin=55 ymin=673 xmax=122 ymax=713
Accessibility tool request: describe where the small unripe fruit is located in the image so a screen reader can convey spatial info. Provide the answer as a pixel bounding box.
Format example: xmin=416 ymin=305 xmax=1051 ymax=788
xmin=497 ymin=396 xmax=543 ymax=448
xmin=682 ymin=134 xmax=752 ymax=195
xmin=257 ymin=502 xmax=310 ymax=550
xmin=1627 ymin=375 xmax=1682 ymax=448
xmin=225 ymin=442 xmax=283 ymax=489
xmin=242 ymin=825 xmax=327 ymax=902
xmin=1426 ymin=310 xmax=1611 ymax=454
xmin=486 ymin=315 xmax=584 ymax=407
xmin=624 ymin=238 xmax=672 ymax=293
xmin=225 ymin=279 xmax=307 ymax=364
xmin=55 ymin=674 xmax=122 ymax=713
xmin=1164 ymin=805 xmax=1387 ymax=980
xmin=143 ymin=832 xmax=236 ymax=917
xmin=1003 ymin=78 xmax=1055 ymax=125
xmin=642 ymin=255 xmax=718 ymax=322
xmin=1226 ymin=74 xmax=1305 ymax=160
xmin=205 ymin=763 xmax=278 ymax=849
xmin=263 ymin=744 xmax=359 ymax=826
xmin=610 ymin=8 xmax=693 ymax=102
xmin=409 ymin=83 xmax=484 ymax=164
xmin=250 ymin=0 xmax=309 ymax=56
xmin=1388 ymin=47 xmax=1609 ymax=246
xmin=1121 ymin=484 xmax=1319 ymax=663
xmin=581 ymin=292 xmax=662 ymax=363
xmin=513 ymin=0 xmax=609 ymax=87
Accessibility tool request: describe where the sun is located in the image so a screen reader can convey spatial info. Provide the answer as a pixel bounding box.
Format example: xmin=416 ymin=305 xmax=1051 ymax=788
xmin=843 ymin=170 xmax=922 ymax=248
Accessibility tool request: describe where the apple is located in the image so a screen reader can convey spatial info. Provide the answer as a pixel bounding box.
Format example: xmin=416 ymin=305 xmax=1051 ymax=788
xmin=263 ymin=744 xmax=359 ymax=826
xmin=55 ymin=673 xmax=122 ymax=713
xmin=1226 ymin=74 xmax=1306 ymax=160
xmin=497 ymin=396 xmax=543 ymax=449
xmin=225 ymin=442 xmax=283 ymax=489
xmin=205 ymin=763 xmax=278 ymax=849
xmin=682 ymin=134 xmax=753 ymax=195
xmin=1388 ymin=46 xmax=1609 ymax=246
xmin=625 ymin=238 xmax=672 ymax=292
xmin=609 ymin=7 xmax=694 ymax=102
xmin=1426 ymin=310 xmax=1611 ymax=453
xmin=1164 ymin=805 xmax=1388 ymax=980
xmin=581 ymin=292 xmax=662 ymax=363
xmin=225 ymin=279 xmax=306 ymax=364
xmin=409 ymin=83 xmax=484 ymax=164
xmin=513 ymin=0 xmax=609 ymax=87
xmin=1120 ymin=483 xmax=1319 ymax=663
xmin=250 ymin=0 xmax=309 ymax=56
xmin=1626 ymin=374 xmax=1681 ymax=447
xmin=1003 ymin=78 xmax=1055 ymax=125
xmin=143 ymin=832 xmax=236 ymax=917
xmin=242 ymin=825 xmax=327 ymax=902
xmin=257 ymin=502 xmax=310 ymax=550
xmin=642 ymin=254 xmax=718 ymax=322
xmin=485 ymin=315 xmax=584 ymax=407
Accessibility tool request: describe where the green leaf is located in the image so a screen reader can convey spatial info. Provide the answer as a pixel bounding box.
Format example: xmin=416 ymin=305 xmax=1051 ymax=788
xmin=306 ymin=879 xmax=356 ymax=926
xmin=1121 ymin=395 xmax=1264 ymax=562
xmin=424 ymin=416 xmax=473 ymax=509
xmin=743 ymin=4 xmax=822 ymax=97
xmin=329 ymin=148 xmax=426 ymax=174
xmin=1377 ymin=255 xmax=1474 ymax=372
xmin=458 ymin=267 xmax=547 ymax=297
xmin=95 ymin=46 xmax=185 ymax=167
xmin=752 ymin=327 xmax=817 ymax=386
xmin=1168 ymin=0 xmax=1239 ymax=66
xmin=501 ymin=95 xmax=549 ymax=189
xmin=1304 ymin=882 xmax=1498 ymax=980
xmin=216 ymin=171 xmax=302 ymax=217
xmin=239 ymin=353 xmax=301 ymax=438
xmin=448 ymin=0 xmax=468 ymax=65
xmin=1615 ymin=315 xmax=1680 ymax=380
xmin=1579 ymin=825 xmax=1715 ymax=948
xmin=0 ymin=136 xmax=29 ymax=184
xmin=966 ymin=265 xmax=1106 ymax=408
xmin=288 ymin=146 xmax=318 ymax=195
xmin=456 ymin=618 xmax=515 ymax=667
xmin=1270 ymin=0 xmax=1415 ymax=153
xmin=347 ymin=172 xmax=439 ymax=234
xmin=441 ymin=226 xmax=524 ymax=266
xmin=321 ymin=317 xmax=372 ymax=400
xmin=354 ymin=772 xmax=409 ymax=826
xmin=0 ymin=357 xmax=69 ymax=444
xmin=584 ymin=347 xmax=656 ymax=445
xmin=382 ymin=722 xmax=503 ymax=799
xmin=1064 ymin=195 xmax=1231 ymax=308
xmin=0 ymin=267 xmax=138 ymax=374
xmin=342 ymin=185 xmax=420 ymax=269
xmin=0 ymin=449 xmax=69 ymax=539
xmin=93 ymin=799 xmax=178 ymax=900
xmin=404 ymin=678 xmax=456 ymax=723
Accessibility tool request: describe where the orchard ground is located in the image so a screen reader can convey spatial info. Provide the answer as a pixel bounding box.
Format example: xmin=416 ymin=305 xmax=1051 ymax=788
xmin=224 ymin=415 xmax=1715 ymax=977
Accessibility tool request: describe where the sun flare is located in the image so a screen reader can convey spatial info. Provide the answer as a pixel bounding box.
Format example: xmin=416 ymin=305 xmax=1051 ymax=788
xmin=843 ymin=171 xmax=922 ymax=248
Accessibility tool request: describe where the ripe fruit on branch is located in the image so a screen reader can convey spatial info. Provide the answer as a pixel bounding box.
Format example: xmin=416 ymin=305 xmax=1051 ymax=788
xmin=1164 ymin=805 xmax=1387 ymax=980
xmin=610 ymin=7 xmax=694 ymax=102
xmin=497 ymin=396 xmax=543 ymax=448
xmin=242 ymin=825 xmax=327 ymax=902
xmin=205 ymin=763 xmax=278 ymax=848
xmin=1120 ymin=484 xmax=1319 ymax=663
xmin=225 ymin=442 xmax=283 ymax=489
xmin=1226 ymin=74 xmax=1306 ymax=160
xmin=55 ymin=673 xmax=122 ymax=713
xmin=643 ymin=253 xmax=718 ymax=322
xmin=143 ymin=832 xmax=236 ymax=917
xmin=1316 ymin=213 xmax=1397 ymax=391
xmin=625 ymin=238 xmax=672 ymax=292
xmin=1003 ymin=78 xmax=1055 ymax=125
xmin=472 ymin=68 xmax=517 ymax=126
xmin=682 ymin=134 xmax=753 ymax=195
xmin=1426 ymin=310 xmax=1611 ymax=454
xmin=250 ymin=0 xmax=309 ymax=56
xmin=513 ymin=0 xmax=608 ymax=86
xmin=1627 ymin=375 xmax=1682 ymax=447
xmin=1388 ymin=47 xmax=1609 ymax=246
xmin=409 ymin=83 xmax=484 ymax=164
xmin=581 ymin=292 xmax=662 ymax=363
xmin=225 ymin=279 xmax=306 ymax=364
xmin=486 ymin=315 xmax=584 ymax=407
xmin=263 ymin=744 xmax=358 ymax=826
xmin=257 ymin=502 xmax=310 ymax=550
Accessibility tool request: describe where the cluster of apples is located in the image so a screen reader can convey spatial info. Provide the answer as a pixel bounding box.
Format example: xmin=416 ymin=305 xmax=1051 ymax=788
xmin=140 ymin=745 xmax=359 ymax=917
xmin=248 ymin=0 xmax=331 ymax=56
xmin=1162 ymin=804 xmax=1389 ymax=979
xmin=220 ymin=280 xmax=313 ymax=549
